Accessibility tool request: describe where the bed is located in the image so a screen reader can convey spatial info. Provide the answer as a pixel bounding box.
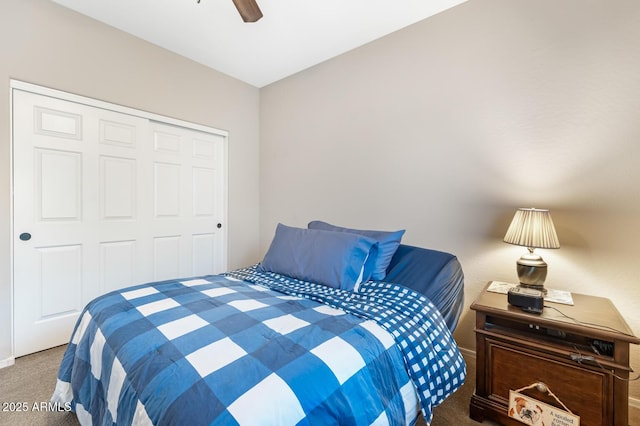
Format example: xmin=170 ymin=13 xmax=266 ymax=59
xmin=52 ymin=222 xmax=466 ymax=425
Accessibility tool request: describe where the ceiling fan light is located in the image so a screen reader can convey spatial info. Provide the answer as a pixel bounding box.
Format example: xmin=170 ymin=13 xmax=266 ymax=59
xmin=232 ymin=0 xmax=263 ymax=22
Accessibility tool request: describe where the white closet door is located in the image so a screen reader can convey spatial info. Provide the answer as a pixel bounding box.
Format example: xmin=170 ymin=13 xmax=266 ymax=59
xmin=12 ymin=88 xmax=227 ymax=356
xmin=148 ymin=121 xmax=227 ymax=281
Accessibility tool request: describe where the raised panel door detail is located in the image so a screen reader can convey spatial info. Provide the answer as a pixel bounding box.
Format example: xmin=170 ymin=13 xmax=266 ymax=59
xmin=100 ymin=119 xmax=137 ymax=148
xmin=38 ymin=245 xmax=83 ymax=318
xmin=154 ymin=236 xmax=181 ymax=281
xmin=154 ymin=162 xmax=181 ymax=217
xmin=101 ymin=156 xmax=136 ymax=220
xmin=34 ymin=106 xmax=82 ymax=140
xmin=193 ymin=167 xmax=215 ymax=217
xmin=193 ymin=233 xmax=215 ymax=276
xmin=153 ymin=130 xmax=181 ymax=154
xmin=100 ymin=241 xmax=136 ymax=292
xmin=36 ymin=149 xmax=82 ymax=221
xmin=193 ymin=137 xmax=216 ymax=160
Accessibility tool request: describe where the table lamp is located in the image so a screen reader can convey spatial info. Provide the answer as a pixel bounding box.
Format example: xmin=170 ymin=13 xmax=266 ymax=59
xmin=503 ymin=208 xmax=560 ymax=293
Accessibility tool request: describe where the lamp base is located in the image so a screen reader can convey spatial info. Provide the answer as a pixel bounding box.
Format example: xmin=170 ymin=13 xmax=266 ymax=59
xmin=516 ymin=251 xmax=548 ymax=294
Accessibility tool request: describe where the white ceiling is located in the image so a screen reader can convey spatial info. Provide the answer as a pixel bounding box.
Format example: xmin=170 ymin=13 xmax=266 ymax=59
xmin=52 ymin=0 xmax=467 ymax=88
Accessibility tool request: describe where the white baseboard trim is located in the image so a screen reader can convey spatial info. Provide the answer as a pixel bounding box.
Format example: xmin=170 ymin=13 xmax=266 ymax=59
xmin=0 ymin=356 xmax=15 ymax=369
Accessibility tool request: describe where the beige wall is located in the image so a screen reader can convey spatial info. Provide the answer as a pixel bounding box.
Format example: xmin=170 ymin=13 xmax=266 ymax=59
xmin=0 ymin=1 xmax=261 ymax=363
xmin=260 ymin=0 xmax=640 ymax=398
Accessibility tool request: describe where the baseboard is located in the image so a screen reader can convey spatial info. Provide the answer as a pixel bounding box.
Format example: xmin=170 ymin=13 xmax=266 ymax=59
xmin=458 ymin=346 xmax=476 ymax=360
xmin=0 ymin=356 xmax=15 ymax=369
xmin=629 ymin=396 xmax=640 ymax=410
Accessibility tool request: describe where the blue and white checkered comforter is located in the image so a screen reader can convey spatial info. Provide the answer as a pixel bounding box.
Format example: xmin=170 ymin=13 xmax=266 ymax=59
xmin=52 ymin=265 xmax=465 ymax=425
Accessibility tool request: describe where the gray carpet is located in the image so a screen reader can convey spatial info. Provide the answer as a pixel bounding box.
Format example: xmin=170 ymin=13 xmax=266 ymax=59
xmin=0 ymin=346 xmax=491 ymax=425
xmin=0 ymin=345 xmax=78 ymax=426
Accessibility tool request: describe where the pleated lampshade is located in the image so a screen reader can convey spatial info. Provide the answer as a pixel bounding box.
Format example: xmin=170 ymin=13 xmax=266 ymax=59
xmin=504 ymin=208 xmax=560 ymax=249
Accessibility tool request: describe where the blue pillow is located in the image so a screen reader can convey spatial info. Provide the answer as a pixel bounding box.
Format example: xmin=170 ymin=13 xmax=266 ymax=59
xmin=259 ymin=223 xmax=378 ymax=291
xmin=308 ymin=221 xmax=405 ymax=280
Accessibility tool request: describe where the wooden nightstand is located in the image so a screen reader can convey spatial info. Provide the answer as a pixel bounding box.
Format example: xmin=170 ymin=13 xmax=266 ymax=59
xmin=469 ymin=282 xmax=640 ymax=426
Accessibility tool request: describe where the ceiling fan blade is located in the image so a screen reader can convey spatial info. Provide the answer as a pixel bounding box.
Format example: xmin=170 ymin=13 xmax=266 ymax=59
xmin=232 ymin=0 xmax=263 ymax=22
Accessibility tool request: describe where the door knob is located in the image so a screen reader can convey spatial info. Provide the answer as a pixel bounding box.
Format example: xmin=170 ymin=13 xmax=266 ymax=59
xmin=217 ymin=223 xmax=222 ymax=229
xmin=19 ymin=232 xmax=31 ymax=241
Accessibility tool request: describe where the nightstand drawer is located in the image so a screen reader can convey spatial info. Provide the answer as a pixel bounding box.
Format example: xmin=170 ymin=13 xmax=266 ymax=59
xmin=487 ymin=338 xmax=612 ymax=425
